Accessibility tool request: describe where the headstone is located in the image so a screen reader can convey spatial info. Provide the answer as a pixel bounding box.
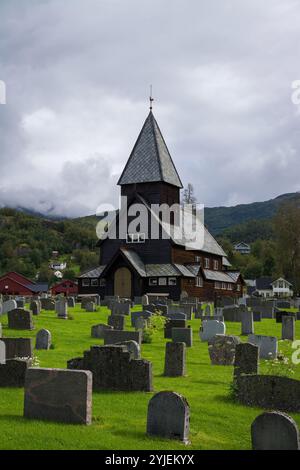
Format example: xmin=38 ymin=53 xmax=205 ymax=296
xmin=67 ymin=297 xmax=76 ymax=308
xmin=171 ymin=327 xmax=192 ymax=347
xmin=68 ymin=345 xmax=152 ymax=392
xmin=56 ymin=299 xmax=68 ymax=319
xmin=7 ymin=309 xmax=34 ymax=330
xmin=142 ymin=295 xmax=149 ymax=306
xmin=282 ymin=316 xmax=295 ymax=341
xmin=131 ymin=311 xmax=153 ymax=328
xmin=41 ymin=298 xmax=55 ymax=311
xmin=108 ymin=315 xmax=125 ymax=330
xmin=1 ymin=338 xmax=33 ymax=359
xmin=208 ymin=335 xmax=240 ymax=365
xmin=35 ymin=329 xmax=51 ymax=350
xmin=85 ymin=301 xmax=96 ymax=312
xmin=222 ymin=307 xmax=241 ymax=323
xmin=276 ymin=310 xmax=296 ymax=323
xmin=16 ymin=298 xmax=25 ymax=308
xmin=199 ymin=320 xmax=226 ymax=342
xmin=0 ymin=340 xmax=5 ymax=364
xmin=164 ymin=342 xmax=186 ymax=377
xmin=3 ymin=300 xmax=17 ymax=314
xmin=277 ymin=301 xmax=291 ymax=309
xmin=24 ymin=368 xmax=92 ymax=425
xmin=103 ymin=329 xmax=142 ymax=346
xmin=253 ymin=311 xmax=261 ymax=322
xmin=0 ymin=323 xmax=2 ymax=338
xmin=167 ymin=312 xmax=187 ymax=321
xmin=91 ymin=323 xmax=113 ymax=339
xmin=111 ymin=302 xmax=130 ymax=316
xmin=31 ymin=301 xmax=41 ymax=316
xmin=248 ymin=334 xmax=277 ymax=359
xmin=251 ymin=412 xmax=300 ymax=450
xmin=164 ymin=319 xmax=186 ymax=339
xmin=254 ymin=305 xmax=274 ymax=319
xmin=115 ymin=340 xmax=141 ymax=359
xmin=135 ymin=317 xmax=148 ymax=331
xmin=241 ymin=311 xmax=254 ymax=335
xmin=0 ymin=358 xmax=32 ymax=387
xmin=234 ymin=343 xmax=259 ymax=378
xmin=147 ymin=391 xmax=190 ymax=443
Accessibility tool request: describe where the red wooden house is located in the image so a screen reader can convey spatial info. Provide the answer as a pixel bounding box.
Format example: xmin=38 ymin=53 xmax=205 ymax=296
xmin=0 ymin=272 xmax=48 ymax=295
xmin=51 ymin=280 xmax=78 ymax=296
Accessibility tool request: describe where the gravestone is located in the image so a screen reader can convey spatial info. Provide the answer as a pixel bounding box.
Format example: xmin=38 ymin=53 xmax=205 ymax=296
xmin=131 ymin=311 xmax=153 ymax=328
xmin=135 ymin=317 xmax=148 ymax=331
xmin=254 ymin=304 xmax=274 ymax=319
xmin=31 ymin=301 xmax=41 ymax=316
xmin=16 ymin=298 xmax=25 ymax=308
xmin=56 ymin=299 xmax=68 ymax=319
xmin=111 ymin=302 xmax=130 ymax=316
xmin=115 ymin=340 xmax=141 ymax=360
xmin=171 ymin=327 xmax=193 ymax=347
xmin=0 ymin=323 xmax=2 ymax=338
xmin=208 ymin=335 xmax=240 ymax=366
xmin=253 ymin=311 xmax=261 ymax=322
xmin=248 ymin=334 xmax=277 ymax=359
xmin=241 ymin=311 xmax=254 ymax=335
xmin=277 ymin=301 xmax=291 ymax=309
xmin=276 ymin=310 xmax=296 ymax=323
xmin=8 ymin=309 xmax=34 ymax=330
xmin=222 ymin=308 xmax=241 ymax=323
xmin=85 ymin=301 xmax=96 ymax=312
xmin=282 ymin=316 xmax=295 ymax=341
xmin=108 ymin=315 xmax=125 ymax=330
xmin=201 ymin=315 xmax=224 ymax=322
xmin=36 ymin=329 xmax=51 ymax=350
xmin=1 ymin=338 xmax=33 ymax=359
xmin=24 ymin=368 xmax=92 ymax=425
xmin=199 ymin=320 xmax=226 ymax=342
xmin=3 ymin=300 xmax=17 ymax=314
xmin=164 ymin=319 xmax=186 ymax=339
xmin=251 ymin=412 xmax=300 ymax=450
xmin=0 ymin=340 xmax=5 ymax=364
xmin=147 ymin=391 xmax=190 ymax=443
xmin=80 ymin=297 xmax=94 ymax=309
xmin=91 ymin=324 xmax=113 ymax=339
xmin=67 ymin=297 xmax=76 ymax=308
xmin=68 ymin=345 xmax=152 ymax=392
xmin=142 ymin=295 xmax=149 ymax=306
xmin=103 ymin=329 xmax=142 ymax=346
xmin=164 ymin=342 xmax=186 ymax=377
xmin=234 ymin=343 xmax=259 ymax=378
xmin=167 ymin=312 xmax=187 ymax=321
xmin=0 ymin=358 xmax=32 ymax=387
xmin=41 ymin=298 xmax=55 ymax=311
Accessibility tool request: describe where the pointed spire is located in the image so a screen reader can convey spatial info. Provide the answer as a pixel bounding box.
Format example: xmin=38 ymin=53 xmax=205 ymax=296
xmin=118 ymin=111 xmax=183 ymax=188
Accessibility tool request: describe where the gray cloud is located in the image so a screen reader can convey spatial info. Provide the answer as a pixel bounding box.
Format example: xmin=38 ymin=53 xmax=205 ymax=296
xmin=0 ymin=0 xmax=299 ymax=216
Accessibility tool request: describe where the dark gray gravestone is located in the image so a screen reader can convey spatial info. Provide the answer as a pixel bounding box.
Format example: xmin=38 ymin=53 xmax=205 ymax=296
xmin=31 ymin=301 xmax=41 ymax=316
xmin=68 ymin=345 xmax=152 ymax=392
xmin=164 ymin=319 xmax=186 ymax=339
xmin=131 ymin=311 xmax=152 ymax=328
xmin=115 ymin=340 xmax=141 ymax=360
xmin=108 ymin=314 xmax=125 ymax=330
xmin=67 ymin=297 xmax=76 ymax=308
xmin=8 ymin=309 xmax=34 ymax=330
xmin=85 ymin=301 xmax=96 ymax=312
xmin=234 ymin=343 xmax=259 ymax=378
xmin=208 ymin=335 xmax=240 ymax=366
xmin=147 ymin=391 xmax=190 ymax=443
xmin=164 ymin=342 xmax=186 ymax=377
xmin=0 ymin=359 xmax=32 ymax=387
xmin=171 ymin=327 xmax=193 ymax=347
xmin=253 ymin=311 xmax=261 ymax=322
xmin=241 ymin=311 xmax=254 ymax=335
xmin=251 ymin=412 xmax=300 ymax=450
xmin=24 ymin=368 xmax=92 ymax=425
xmin=91 ymin=323 xmax=113 ymax=339
xmin=0 ymin=339 xmax=5 ymax=363
xmin=1 ymin=338 xmax=33 ymax=359
xmin=111 ymin=302 xmax=130 ymax=316
xmin=103 ymin=330 xmax=142 ymax=346
xmin=282 ymin=316 xmax=295 ymax=341
xmin=35 ymin=329 xmax=51 ymax=350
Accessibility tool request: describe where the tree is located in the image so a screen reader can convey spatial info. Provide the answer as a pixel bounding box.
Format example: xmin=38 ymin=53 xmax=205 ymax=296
xmin=273 ymin=201 xmax=300 ymax=294
xmin=182 ymin=183 xmax=197 ymax=205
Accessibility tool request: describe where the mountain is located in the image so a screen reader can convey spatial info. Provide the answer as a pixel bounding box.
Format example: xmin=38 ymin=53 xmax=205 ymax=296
xmin=204 ymin=192 xmax=300 ymax=236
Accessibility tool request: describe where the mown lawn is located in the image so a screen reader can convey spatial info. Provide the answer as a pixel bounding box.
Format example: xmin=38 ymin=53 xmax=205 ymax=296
xmin=0 ymin=304 xmax=299 ymax=450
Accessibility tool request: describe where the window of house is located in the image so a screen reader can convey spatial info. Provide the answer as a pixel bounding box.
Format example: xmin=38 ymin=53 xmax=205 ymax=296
xmin=82 ymin=279 xmax=90 ymax=287
xmin=195 ymin=256 xmax=201 ymax=263
xmin=222 ymin=282 xmax=226 ymax=290
xmin=205 ymin=258 xmax=210 ymax=268
xmin=168 ymin=277 xmax=177 ymax=286
xmin=228 ymin=283 xmax=233 ymax=290
xmin=126 ymin=233 xmax=146 ymax=244
xmin=213 ymin=260 xmax=219 ymax=270
xmin=158 ymin=277 xmax=167 ymax=286
xmin=91 ymin=279 xmax=99 ymax=287
xmin=237 ymin=284 xmax=241 ymax=292
xmin=195 ymin=276 xmax=203 ymax=287
xmin=99 ymin=279 xmax=106 ymax=287
xmin=215 ymin=281 xmax=221 ymax=289
xmin=149 ymin=278 xmax=158 ymax=286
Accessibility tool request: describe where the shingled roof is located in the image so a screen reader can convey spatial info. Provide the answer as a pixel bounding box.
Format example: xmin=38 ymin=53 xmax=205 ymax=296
xmin=118 ymin=111 xmax=183 ymax=188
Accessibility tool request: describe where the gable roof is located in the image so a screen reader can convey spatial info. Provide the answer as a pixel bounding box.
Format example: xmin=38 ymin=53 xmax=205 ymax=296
xmin=255 ymin=277 xmax=272 ymax=290
xmin=118 ymin=111 xmax=183 ymax=188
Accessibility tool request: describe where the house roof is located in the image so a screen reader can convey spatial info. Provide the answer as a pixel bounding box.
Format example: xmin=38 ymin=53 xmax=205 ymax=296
xmin=271 ymin=277 xmax=293 ymax=287
xmin=255 ymin=277 xmax=273 ymax=290
xmin=118 ymin=111 xmax=183 ymax=188
xmin=203 ymin=269 xmax=236 ymax=283
xmin=222 ymin=257 xmax=232 ymax=267
xmin=79 ymin=266 xmax=106 ymax=278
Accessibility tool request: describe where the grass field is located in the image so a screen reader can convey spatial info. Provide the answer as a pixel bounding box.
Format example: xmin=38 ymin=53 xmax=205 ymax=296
xmin=0 ymin=305 xmax=299 ymax=450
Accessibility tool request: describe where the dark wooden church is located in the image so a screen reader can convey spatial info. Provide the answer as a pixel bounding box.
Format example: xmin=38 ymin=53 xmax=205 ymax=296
xmin=78 ymin=110 xmax=244 ymax=301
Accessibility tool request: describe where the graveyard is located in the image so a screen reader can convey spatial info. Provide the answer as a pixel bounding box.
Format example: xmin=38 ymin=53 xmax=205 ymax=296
xmin=0 ymin=300 xmax=300 ymax=450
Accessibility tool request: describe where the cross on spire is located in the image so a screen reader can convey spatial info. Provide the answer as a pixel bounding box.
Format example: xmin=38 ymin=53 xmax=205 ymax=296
xmin=149 ymin=85 xmax=154 ymax=111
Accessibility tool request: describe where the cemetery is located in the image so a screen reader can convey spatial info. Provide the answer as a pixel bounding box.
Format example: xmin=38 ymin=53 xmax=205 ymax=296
xmin=0 ymin=296 xmax=299 ymax=450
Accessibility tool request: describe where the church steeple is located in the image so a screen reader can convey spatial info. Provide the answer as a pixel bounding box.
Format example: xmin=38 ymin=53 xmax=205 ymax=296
xmin=118 ymin=111 xmax=183 ymax=189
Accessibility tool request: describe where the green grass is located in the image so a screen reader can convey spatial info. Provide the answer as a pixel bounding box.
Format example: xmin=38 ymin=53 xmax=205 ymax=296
xmin=0 ymin=304 xmax=300 ymax=450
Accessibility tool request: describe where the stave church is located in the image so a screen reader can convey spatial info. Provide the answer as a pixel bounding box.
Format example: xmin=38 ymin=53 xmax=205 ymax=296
xmin=78 ymin=106 xmax=244 ymax=301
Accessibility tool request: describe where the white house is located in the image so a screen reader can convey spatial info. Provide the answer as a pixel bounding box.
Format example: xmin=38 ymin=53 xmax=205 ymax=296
xmin=234 ymin=242 xmax=251 ymax=255
xmin=254 ymin=277 xmax=293 ymax=298
xmin=271 ymin=278 xmax=293 ymax=298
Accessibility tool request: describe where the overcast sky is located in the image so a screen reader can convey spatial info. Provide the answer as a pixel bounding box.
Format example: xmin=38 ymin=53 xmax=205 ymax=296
xmin=0 ymin=0 xmax=300 ymax=217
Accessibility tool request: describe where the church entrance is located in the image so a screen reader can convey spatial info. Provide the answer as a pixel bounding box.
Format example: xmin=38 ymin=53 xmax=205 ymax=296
xmin=114 ymin=267 xmax=132 ymax=298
